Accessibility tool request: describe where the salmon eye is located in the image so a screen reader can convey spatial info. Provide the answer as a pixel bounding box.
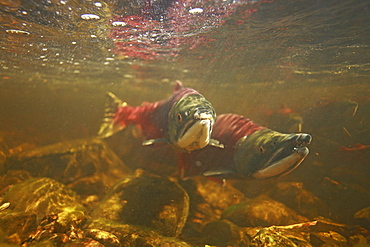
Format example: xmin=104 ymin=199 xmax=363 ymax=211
xmin=177 ymin=113 xmax=182 ymax=122
xmin=259 ymin=146 xmax=265 ymax=153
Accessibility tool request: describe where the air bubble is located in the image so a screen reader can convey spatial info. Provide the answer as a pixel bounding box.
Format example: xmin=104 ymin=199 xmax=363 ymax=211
xmin=189 ymin=8 xmax=203 ymax=14
xmin=81 ymin=14 xmax=101 ymax=20
xmin=111 ymin=21 xmax=127 ymax=27
xmin=6 ymin=29 xmax=30 ymax=36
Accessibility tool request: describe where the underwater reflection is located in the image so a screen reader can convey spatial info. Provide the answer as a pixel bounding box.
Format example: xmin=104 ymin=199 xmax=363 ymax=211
xmin=110 ymin=0 xmax=262 ymax=59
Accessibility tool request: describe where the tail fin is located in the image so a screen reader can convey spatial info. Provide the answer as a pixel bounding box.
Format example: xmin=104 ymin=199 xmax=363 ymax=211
xmin=98 ymin=92 xmax=127 ymax=138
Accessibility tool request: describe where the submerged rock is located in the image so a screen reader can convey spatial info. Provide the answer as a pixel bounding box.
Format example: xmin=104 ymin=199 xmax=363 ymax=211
xmin=177 ymin=179 xmax=220 ymax=243
xmin=313 ymin=217 xmax=369 ymax=240
xmin=4 ymin=137 xmax=132 ymax=198
xmin=2 ymin=177 xmax=87 ymax=229
xmin=86 ymin=220 xmax=191 ymax=247
xmin=222 ymin=195 xmax=308 ymax=227
xmin=201 ymin=219 xmax=250 ymax=246
xmin=355 ymin=207 xmax=370 ymax=223
xmin=310 ymin=230 xmax=348 ymax=247
xmin=88 ymin=170 xmax=189 ymax=238
xmin=311 ymin=176 xmax=370 ymax=225
xmin=0 ymin=177 xmax=88 ymax=245
xmin=0 ymin=211 xmax=37 ymax=245
xmin=0 ymin=125 xmax=367 ymax=246
xmin=268 ymin=182 xmax=330 ymax=219
xmin=249 ymin=222 xmax=315 ymax=247
xmin=192 ymin=176 xmax=246 ymax=215
xmin=0 ymin=169 xmax=32 ymax=193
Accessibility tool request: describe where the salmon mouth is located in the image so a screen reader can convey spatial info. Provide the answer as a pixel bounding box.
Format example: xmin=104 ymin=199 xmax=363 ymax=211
xmin=252 ymin=133 xmax=312 ymax=179
xmin=177 ymin=111 xmax=214 ymax=151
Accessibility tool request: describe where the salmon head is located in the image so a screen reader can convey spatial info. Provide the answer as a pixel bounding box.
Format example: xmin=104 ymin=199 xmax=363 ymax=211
xmin=168 ymin=94 xmax=216 ymax=151
xmin=234 ymin=129 xmax=312 ymax=179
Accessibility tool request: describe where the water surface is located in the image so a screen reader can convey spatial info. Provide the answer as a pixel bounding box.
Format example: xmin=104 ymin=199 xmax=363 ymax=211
xmin=1 ymin=0 xmax=369 ymax=238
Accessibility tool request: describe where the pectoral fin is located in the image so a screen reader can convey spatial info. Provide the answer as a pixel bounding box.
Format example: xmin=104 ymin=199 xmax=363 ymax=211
xmin=209 ymin=139 xmax=225 ymax=148
xmin=202 ymin=168 xmax=235 ymax=177
xmin=142 ymin=138 xmax=169 ymax=146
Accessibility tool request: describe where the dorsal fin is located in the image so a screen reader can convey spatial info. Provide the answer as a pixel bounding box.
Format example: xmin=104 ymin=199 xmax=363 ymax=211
xmin=173 ymin=80 xmax=184 ymax=92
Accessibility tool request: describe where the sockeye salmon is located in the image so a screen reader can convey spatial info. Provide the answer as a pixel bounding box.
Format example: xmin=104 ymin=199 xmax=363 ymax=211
xmin=98 ymin=81 xmax=223 ymax=152
xmin=178 ymin=114 xmax=311 ymax=180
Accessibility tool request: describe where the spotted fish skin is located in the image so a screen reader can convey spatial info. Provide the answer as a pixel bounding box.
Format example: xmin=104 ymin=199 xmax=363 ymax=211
xmin=178 ymin=114 xmax=311 ymax=180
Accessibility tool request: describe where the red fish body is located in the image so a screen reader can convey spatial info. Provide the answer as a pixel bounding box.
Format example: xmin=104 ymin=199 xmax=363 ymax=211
xmin=208 ymin=114 xmax=266 ymax=148
xmin=99 ymin=81 xmax=220 ymax=152
xmin=179 ymin=114 xmax=311 ymax=180
xmin=110 ymin=82 xmax=197 ymax=140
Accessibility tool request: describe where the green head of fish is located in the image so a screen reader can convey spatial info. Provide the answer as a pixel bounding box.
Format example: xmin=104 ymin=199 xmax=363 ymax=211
xmin=234 ymin=129 xmax=312 ymax=179
xmin=168 ymin=94 xmax=216 ymax=152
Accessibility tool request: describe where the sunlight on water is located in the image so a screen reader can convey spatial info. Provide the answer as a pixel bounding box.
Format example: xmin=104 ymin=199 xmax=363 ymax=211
xmin=0 ymin=0 xmax=369 ymax=246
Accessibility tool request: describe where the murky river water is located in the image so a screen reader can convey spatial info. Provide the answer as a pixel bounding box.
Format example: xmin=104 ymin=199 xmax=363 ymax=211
xmin=0 ymin=0 xmax=369 ymax=246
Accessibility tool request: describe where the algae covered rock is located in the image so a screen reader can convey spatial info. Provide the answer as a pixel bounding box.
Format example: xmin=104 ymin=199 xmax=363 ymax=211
xmin=89 ymin=169 xmax=189 ymax=238
xmin=86 ymin=219 xmax=191 ymax=247
xmin=201 ymin=219 xmax=250 ymax=246
xmin=249 ymin=224 xmax=314 ymax=247
xmin=268 ymin=182 xmax=330 ymax=219
xmin=2 ymin=177 xmax=88 ymax=228
xmin=222 ymin=195 xmax=308 ymax=227
xmin=191 ymin=176 xmax=246 ymax=214
xmin=0 ymin=177 xmax=88 ymax=245
xmin=4 ymin=137 xmax=132 ymax=198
